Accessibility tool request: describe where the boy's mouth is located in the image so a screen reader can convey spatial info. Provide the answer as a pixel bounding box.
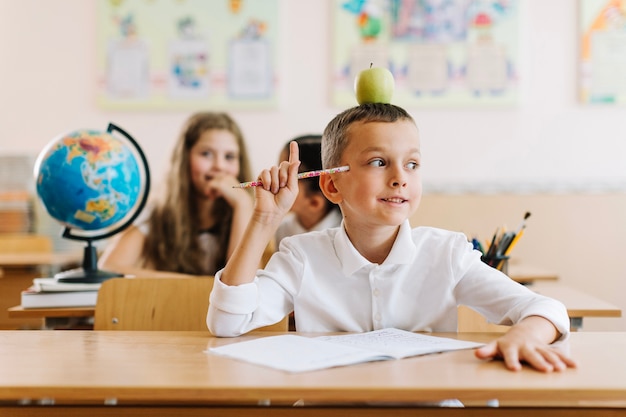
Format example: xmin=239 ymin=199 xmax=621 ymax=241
xmin=381 ymin=197 xmax=407 ymax=203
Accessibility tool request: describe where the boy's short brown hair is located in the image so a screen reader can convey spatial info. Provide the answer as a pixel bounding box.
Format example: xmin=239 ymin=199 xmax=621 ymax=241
xmin=321 ymin=103 xmax=415 ymax=168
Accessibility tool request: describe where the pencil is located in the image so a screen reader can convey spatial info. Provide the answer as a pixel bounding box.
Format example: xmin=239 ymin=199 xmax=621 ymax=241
xmin=504 ymin=228 xmax=524 ymax=256
xmin=484 ymin=227 xmax=499 ymax=260
xmin=233 ymin=165 xmax=350 ymax=188
xmin=515 ymin=211 xmax=531 ymax=233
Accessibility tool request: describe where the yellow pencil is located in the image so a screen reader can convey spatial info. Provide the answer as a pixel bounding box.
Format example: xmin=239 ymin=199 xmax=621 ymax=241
xmin=504 ymin=228 xmax=524 ymax=256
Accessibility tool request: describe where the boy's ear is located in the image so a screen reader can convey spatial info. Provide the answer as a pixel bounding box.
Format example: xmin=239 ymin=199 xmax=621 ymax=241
xmin=319 ymin=175 xmax=342 ymax=204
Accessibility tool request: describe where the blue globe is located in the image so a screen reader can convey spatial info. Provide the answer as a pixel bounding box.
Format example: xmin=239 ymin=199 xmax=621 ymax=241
xmin=35 ymin=129 xmax=144 ymax=233
xmin=33 ymin=124 xmax=149 ymax=283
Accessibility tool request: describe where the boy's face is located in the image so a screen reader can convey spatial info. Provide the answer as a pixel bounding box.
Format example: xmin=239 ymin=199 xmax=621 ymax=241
xmin=327 ymin=120 xmax=422 ymax=229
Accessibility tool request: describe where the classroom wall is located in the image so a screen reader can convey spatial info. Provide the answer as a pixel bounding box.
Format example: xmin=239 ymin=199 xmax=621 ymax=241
xmin=413 ymin=194 xmax=626 ymax=332
xmin=0 ymin=0 xmax=338 ymax=182
xmin=1 ymin=1 xmax=625 ymax=331
xmin=6 ymin=0 xmax=626 ymax=190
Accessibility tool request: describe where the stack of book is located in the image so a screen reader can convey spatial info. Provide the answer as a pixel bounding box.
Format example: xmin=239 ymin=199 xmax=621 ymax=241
xmin=21 ymin=278 xmax=101 ymax=309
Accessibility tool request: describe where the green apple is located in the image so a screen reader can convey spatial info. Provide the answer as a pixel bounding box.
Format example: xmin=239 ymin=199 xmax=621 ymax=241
xmin=354 ymin=65 xmax=395 ymax=105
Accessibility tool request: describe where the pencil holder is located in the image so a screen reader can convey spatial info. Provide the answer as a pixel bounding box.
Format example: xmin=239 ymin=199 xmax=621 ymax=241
xmin=481 ymin=255 xmax=509 ymax=275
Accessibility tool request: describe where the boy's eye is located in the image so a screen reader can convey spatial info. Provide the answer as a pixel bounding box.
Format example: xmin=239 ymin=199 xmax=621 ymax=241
xmin=368 ymin=159 xmax=385 ymax=167
xmin=407 ymin=161 xmax=419 ymax=170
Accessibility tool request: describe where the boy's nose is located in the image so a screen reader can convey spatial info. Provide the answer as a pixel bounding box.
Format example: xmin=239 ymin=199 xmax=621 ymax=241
xmin=390 ymin=167 xmax=407 ymax=188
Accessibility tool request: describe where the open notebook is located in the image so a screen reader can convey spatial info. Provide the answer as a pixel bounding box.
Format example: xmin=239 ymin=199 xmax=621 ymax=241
xmin=208 ymin=328 xmax=483 ymax=373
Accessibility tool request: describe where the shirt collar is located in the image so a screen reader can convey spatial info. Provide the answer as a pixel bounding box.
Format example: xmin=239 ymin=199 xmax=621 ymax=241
xmin=335 ymin=219 xmax=417 ymax=276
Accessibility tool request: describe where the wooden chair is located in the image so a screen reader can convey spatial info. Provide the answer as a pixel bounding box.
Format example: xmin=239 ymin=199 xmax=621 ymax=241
xmin=457 ymin=306 xmax=510 ymax=332
xmin=94 ymin=276 xmax=289 ymax=332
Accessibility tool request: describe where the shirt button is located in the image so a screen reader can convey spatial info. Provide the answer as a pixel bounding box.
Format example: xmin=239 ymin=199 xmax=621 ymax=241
xmin=374 ymin=313 xmax=382 ymax=321
xmin=373 ymin=288 xmax=380 ymax=297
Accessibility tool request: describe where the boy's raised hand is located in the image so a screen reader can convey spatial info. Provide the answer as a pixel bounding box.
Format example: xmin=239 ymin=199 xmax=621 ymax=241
xmin=254 ymin=141 xmax=301 ymax=221
xmin=219 ymin=141 xmax=300 ymax=287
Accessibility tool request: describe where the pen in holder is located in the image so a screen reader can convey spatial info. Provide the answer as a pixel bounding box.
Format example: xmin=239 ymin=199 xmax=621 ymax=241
xmin=481 ymin=254 xmax=510 ymax=275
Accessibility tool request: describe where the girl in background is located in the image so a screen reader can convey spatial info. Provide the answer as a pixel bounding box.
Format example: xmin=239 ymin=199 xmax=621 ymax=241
xmin=99 ymin=112 xmax=254 ymax=276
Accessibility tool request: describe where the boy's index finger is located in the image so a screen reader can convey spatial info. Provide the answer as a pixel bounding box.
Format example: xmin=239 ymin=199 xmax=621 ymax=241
xmin=287 ymin=140 xmax=301 ymax=188
xmin=289 ymin=140 xmax=299 ymax=164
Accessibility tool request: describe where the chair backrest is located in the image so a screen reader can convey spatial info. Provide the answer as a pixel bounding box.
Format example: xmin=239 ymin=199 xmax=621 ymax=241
xmin=94 ymin=276 xmax=289 ymax=332
xmin=457 ymin=306 xmax=510 ymax=332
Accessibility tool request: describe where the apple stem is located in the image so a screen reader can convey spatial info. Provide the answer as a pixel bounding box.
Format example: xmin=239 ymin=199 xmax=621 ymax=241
xmin=370 ymin=62 xmax=373 ymax=68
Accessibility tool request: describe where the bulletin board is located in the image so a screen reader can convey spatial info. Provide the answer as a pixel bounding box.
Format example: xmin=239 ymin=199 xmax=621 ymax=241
xmin=332 ymin=0 xmax=520 ymax=108
xmin=96 ymin=0 xmax=280 ymax=110
xmin=579 ymin=0 xmax=626 ymax=104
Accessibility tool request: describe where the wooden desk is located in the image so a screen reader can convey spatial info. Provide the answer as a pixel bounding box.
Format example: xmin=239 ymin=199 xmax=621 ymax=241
xmin=0 ymin=251 xmax=81 ymax=329
xmin=7 ymin=305 xmax=94 ymax=319
xmin=7 ymin=305 xmax=94 ymax=329
xmin=9 ymin=280 xmax=621 ymax=332
xmin=506 ymin=263 xmax=559 ymax=284
xmin=0 ymin=252 xmax=82 ymax=268
xmin=530 ymin=281 xmax=622 ymax=330
xmin=0 ymin=331 xmax=623 ymax=416
xmin=458 ymin=282 xmax=622 ymax=332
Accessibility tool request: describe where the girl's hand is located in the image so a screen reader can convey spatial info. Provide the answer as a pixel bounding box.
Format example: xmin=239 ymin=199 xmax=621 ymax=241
xmin=253 ymin=141 xmax=301 ymax=222
xmin=204 ymin=174 xmax=252 ymax=210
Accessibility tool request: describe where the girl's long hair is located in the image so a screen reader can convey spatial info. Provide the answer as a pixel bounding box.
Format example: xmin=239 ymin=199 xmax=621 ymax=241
xmin=141 ymin=112 xmax=252 ymax=275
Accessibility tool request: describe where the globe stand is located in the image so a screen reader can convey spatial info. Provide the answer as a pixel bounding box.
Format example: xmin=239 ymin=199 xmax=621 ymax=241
xmin=55 ymin=239 xmax=122 ymax=284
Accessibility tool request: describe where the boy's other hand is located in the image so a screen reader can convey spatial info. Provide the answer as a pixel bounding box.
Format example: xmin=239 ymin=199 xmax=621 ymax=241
xmin=474 ymin=316 xmax=577 ymax=372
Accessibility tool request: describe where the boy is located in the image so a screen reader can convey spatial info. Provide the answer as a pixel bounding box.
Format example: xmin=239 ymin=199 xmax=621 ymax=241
xmin=207 ymin=103 xmax=576 ymax=373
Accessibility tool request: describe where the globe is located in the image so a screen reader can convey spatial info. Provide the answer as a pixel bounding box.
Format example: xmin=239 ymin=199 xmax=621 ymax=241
xmin=34 ymin=123 xmax=150 ymax=283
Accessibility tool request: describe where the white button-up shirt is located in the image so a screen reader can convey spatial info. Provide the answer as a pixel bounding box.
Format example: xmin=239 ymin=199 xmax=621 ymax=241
xmin=207 ymin=220 xmax=570 ymax=339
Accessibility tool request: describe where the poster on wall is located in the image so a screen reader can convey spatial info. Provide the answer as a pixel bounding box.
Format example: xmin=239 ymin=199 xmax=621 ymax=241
xmin=579 ymin=0 xmax=626 ymax=104
xmin=332 ymin=0 xmax=520 ymax=108
xmin=96 ymin=0 xmax=279 ymax=110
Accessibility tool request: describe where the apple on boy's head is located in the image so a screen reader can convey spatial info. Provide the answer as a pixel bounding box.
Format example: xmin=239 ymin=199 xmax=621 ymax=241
xmin=354 ymin=64 xmax=395 ymax=105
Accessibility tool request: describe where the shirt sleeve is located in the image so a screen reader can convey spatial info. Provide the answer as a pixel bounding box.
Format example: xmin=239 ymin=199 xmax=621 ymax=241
xmin=206 ymin=272 xmax=259 ymax=337
xmin=206 ymin=241 xmax=303 ymax=337
xmin=451 ymin=235 xmax=570 ymax=341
